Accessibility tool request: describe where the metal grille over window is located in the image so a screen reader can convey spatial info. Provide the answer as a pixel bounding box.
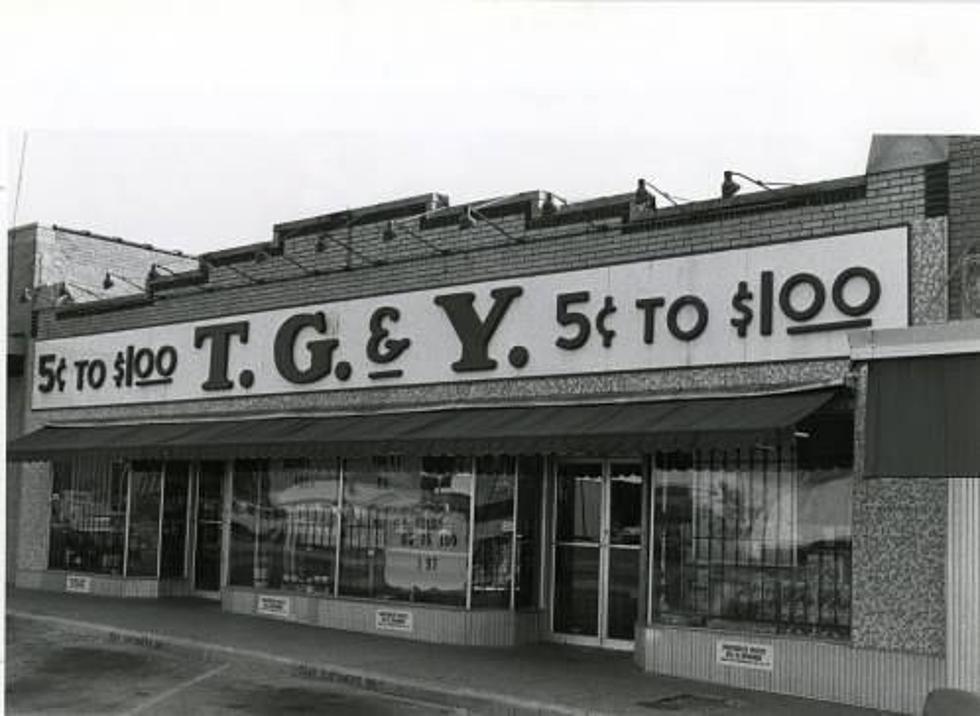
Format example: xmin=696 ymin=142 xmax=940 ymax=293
xmin=652 ymin=442 xmax=852 ymax=639
xmin=48 ymin=458 xmax=127 ymax=574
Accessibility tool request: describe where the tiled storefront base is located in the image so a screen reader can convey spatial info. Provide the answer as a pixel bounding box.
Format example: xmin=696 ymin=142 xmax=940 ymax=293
xmin=222 ymin=587 xmax=544 ymax=647
xmin=14 ymin=569 xmax=178 ymax=599
xmin=635 ymin=625 xmax=945 ymax=715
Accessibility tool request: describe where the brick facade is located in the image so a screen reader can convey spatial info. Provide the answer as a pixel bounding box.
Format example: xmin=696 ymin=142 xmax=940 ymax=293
xmin=948 ymin=136 xmax=980 ymax=319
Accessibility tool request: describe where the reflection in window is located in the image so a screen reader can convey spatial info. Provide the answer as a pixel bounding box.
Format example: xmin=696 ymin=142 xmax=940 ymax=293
xmin=653 ymin=437 xmax=852 ymax=639
xmin=127 ymin=461 xmax=163 ymax=577
xmin=160 ymin=462 xmax=190 ymax=579
xmin=472 ymin=457 xmax=515 ymax=608
xmin=515 ymin=456 xmax=543 ymax=609
xmin=339 ymin=456 xmax=472 ymax=606
xmin=48 ymin=458 xmax=127 ymax=574
xmin=229 ymin=459 xmax=266 ymax=587
xmin=272 ymin=459 xmax=340 ymax=593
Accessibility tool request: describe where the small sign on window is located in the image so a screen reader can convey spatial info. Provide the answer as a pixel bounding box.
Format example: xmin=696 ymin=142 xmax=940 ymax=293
xmin=256 ymin=594 xmax=291 ymax=618
xmin=716 ymin=639 xmax=773 ymax=670
xmin=66 ymin=575 xmax=92 ymax=593
xmin=375 ymin=608 xmax=413 ymax=633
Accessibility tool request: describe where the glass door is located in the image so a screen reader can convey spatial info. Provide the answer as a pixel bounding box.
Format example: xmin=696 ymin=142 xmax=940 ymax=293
xmin=552 ymin=459 xmax=643 ymax=649
xmin=192 ymin=461 xmax=225 ymax=596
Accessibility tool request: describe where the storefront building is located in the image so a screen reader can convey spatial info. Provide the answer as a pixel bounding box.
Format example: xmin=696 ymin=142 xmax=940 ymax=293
xmin=9 ymin=135 xmax=980 ymax=714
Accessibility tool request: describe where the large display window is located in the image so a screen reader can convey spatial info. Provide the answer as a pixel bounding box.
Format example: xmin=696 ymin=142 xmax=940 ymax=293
xmin=651 ymin=419 xmax=853 ymax=639
xmin=47 ymin=458 xmax=191 ymax=578
xmin=225 ymin=455 xmax=542 ymax=611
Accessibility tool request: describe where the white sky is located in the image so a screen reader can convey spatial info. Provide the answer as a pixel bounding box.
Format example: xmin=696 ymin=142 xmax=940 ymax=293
xmin=3 ymin=1 xmax=979 ymax=255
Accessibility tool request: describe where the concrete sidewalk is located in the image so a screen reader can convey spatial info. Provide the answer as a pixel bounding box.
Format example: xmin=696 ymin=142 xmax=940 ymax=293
xmin=5 ymin=588 xmax=897 ymax=716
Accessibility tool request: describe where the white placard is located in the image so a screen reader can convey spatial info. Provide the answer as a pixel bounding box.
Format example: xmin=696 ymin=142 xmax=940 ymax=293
xmin=716 ymin=639 xmax=774 ymax=670
xmin=256 ymin=594 xmax=291 ymax=618
xmin=65 ymin=574 xmax=92 ymax=593
xmin=375 ymin=608 xmax=414 ymax=632
xmin=32 ymin=227 xmax=909 ymax=410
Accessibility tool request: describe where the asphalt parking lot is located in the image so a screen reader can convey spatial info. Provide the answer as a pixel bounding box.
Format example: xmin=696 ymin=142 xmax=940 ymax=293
xmin=5 ymin=617 xmax=462 ymax=715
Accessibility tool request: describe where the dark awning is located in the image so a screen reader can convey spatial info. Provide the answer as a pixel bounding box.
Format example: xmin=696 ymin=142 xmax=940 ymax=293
xmin=7 ymin=389 xmax=838 ymax=462
xmin=866 ymin=353 xmax=980 ymax=478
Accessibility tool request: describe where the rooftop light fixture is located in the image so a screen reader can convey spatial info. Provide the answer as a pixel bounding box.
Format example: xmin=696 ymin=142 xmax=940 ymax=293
xmin=458 ymin=196 xmax=524 ymax=244
xmin=103 ymin=270 xmax=145 ymax=291
xmin=381 ymin=219 xmax=449 ymax=255
xmin=722 ymin=170 xmax=796 ymax=199
xmin=313 ymin=232 xmax=385 ymax=268
xmin=634 ymin=179 xmax=657 ymax=209
xmin=541 ymin=192 xmax=559 ymax=216
xmin=638 ymin=177 xmax=690 ymax=207
xmin=146 ymin=263 xmax=178 ymax=282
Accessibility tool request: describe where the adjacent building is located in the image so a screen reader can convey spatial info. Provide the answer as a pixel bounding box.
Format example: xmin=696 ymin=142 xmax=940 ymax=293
xmin=7 ymin=136 xmax=980 ymax=714
xmin=6 ymin=224 xmax=196 ymax=581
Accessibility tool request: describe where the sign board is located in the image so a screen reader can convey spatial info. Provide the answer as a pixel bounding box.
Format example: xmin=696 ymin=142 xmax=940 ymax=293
xmin=256 ymin=594 xmax=291 ymax=618
xmin=716 ymin=639 xmax=774 ymax=670
xmin=33 ymin=227 xmax=909 ymax=410
xmin=65 ymin=574 xmax=92 ymax=593
xmin=375 ymin=608 xmax=414 ymax=633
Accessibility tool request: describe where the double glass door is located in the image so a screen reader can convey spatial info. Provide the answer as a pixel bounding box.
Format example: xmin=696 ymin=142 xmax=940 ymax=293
xmin=552 ymin=459 xmax=643 ymax=649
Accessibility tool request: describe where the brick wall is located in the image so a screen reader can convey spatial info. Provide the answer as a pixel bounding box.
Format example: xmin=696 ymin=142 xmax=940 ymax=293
xmin=39 ymin=167 xmax=928 ymax=340
xmin=948 ymin=136 xmax=980 ymax=319
xmin=34 ymin=226 xmax=197 ymax=302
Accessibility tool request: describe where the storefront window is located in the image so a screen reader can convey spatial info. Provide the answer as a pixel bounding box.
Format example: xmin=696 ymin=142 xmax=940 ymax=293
xmin=515 ymin=456 xmax=543 ymax=609
xmin=653 ymin=433 xmax=852 ymax=638
xmin=229 ymin=459 xmax=266 ymax=587
xmin=47 ymin=458 xmax=127 ymax=574
xmin=126 ymin=461 xmax=163 ymax=577
xmin=270 ymin=459 xmax=340 ymax=593
xmin=471 ymin=456 xmax=516 ymax=608
xmin=160 ymin=462 xmax=190 ymax=579
xmin=339 ymin=456 xmax=472 ymax=606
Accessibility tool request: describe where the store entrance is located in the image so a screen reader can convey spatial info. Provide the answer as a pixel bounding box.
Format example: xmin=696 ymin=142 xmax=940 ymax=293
xmin=192 ymin=461 xmax=225 ymax=597
xmin=551 ymin=459 xmax=643 ymax=650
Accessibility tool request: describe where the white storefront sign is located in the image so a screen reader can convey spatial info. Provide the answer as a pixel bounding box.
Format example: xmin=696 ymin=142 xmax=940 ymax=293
xmin=716 ymin=639 xmax=774 ymax=670
xmin=375 ymin=608 xmax=414 ymax=632
xmin=256 ymin=594 xmax=291 ymax=618
xmin=65 ymin=574 xmax=92 ymax=593
xmin=33 ymin=227 xmax=909 ymax=409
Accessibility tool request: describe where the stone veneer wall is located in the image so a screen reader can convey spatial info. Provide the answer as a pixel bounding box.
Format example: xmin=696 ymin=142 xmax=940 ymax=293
xmin=851 ymin=478 xmax=948 ymax=655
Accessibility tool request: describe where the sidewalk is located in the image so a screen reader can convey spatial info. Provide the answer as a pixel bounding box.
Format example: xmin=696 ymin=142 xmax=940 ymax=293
xmin=5 ymin=588 xmax=896 ymax=716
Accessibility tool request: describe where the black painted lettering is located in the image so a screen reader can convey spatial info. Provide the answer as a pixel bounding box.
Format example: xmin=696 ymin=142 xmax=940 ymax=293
xmin=38 ymin=354 xmax=57 ymax=394
xmin=833 ymin=267 xmax=881 ymax=316
xmin=274 ymin=312 xmax=339 ymax=384
xmin=194 ymin=321 xmax=250 ymax=391
xmin=760 ymin=271 xmax=774 ymax=336
xmin=635 ymin=297 xmax=666 ymax=344
xmin=434 ymin=286 xmax=523 ymax=372
xmin=555 ymin=291 xmax=591 ymax=350
xmin=730 ymin=281 xmax=753 ymax=337
xmin=667 ymin=295 xmax=709 ymax=341
xmin=367 ymin=306 xmax=411 ymax=364
xmin=779 ymin=272 xmax=825 ymax=322
xmin=74 ymin=360 xmax=89 ymax=390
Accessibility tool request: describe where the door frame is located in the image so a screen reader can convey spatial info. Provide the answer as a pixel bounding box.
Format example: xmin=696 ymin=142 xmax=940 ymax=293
xmin=189 ymin=461 xmax=226 ymax=599
xmin=548 ymin=457 xmax=643 ymax=651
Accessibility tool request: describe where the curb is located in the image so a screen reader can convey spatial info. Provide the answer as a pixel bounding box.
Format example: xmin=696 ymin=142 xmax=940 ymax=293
xmin=8 ymin=610 xmax=603 ymax=716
